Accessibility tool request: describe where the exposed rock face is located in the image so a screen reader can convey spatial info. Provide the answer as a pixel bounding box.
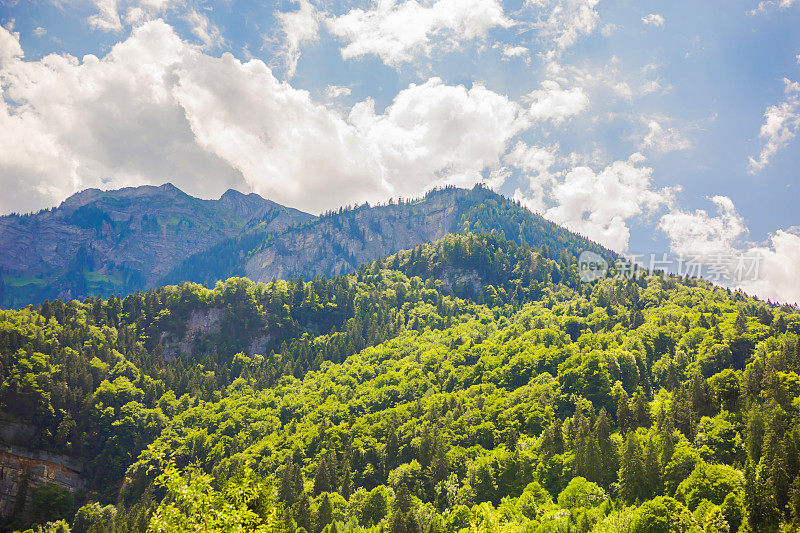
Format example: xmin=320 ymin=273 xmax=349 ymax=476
xmin=244 ymin=188 xmax=465 ymax=282
xmin=160 ymin=307 xmax=225 ymax=360
xmin=0 ymin=184 xmax=312 ymax=307
xmin=0 ymin=445 xmax=84 ymax=518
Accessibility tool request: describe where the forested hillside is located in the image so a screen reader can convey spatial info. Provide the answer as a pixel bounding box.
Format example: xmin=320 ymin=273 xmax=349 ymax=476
xmin=1 ymin=234 xmax=799 ymax=533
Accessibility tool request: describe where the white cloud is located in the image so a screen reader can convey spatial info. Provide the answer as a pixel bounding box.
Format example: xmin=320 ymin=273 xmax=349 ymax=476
xmin=87 ymin=0 xmax=123 ymax=31
xmin=660 ymin=196 xmax=800 ymax=305
xmin=0 ymin=21 xmax=241 ymax=215
xmin=543 ymin=154 xmax=673 ymax=251
xmin=659 ymin=196 xmax=747 ymax=258
xmin=79 ymin=0 xmax=179 ymax=32
xmin=0 ymin=23 xmax=23 ymax=67
xmin=276 ymin=0 xmax=319 ymax=77
xmin=524 ymin=80 xmax=589 ymax=123
xmin=324 ymin=85 xmax=351 ymax=99
xmin=348 ymin=77 xmax=525 ymax=198
xmin=748 ymin=78 xmax=800 ymax=173
xmin=505 ymin=141 xmax=557 ymax=213
xmin=641 ymin=14 xmax=664 ymax=26
xmin=640 ymin=119 xmax=691 ymax=154
xmin=184 ymin=9 xmax=223 ymax=49
xmin=327 ymin=0 xmax=512 ymax=66
xmin=505 ymin=141 xmax=557 ymax=178
xmin=0 ymin=21 xmax=527 ymax=215
xmin=33 ymin=27 xmax=47 ymax=37
xmin=740 ymin=229 xmax=800 ymax=305
xmin=501 ymin=44 xmax=529 ymax=61
xmin=525 ymin=0 xmax=600 ymax=58
xmin=546 ymin=58 xmax=665 ymax=102
xmin=749 ymin=0 xmax=798 ymax=15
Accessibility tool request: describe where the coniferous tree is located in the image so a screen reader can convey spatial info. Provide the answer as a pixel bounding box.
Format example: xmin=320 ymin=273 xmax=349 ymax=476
xmin=619 ymin=432 xmax=646 ymax=503
xmin=294 ymin=492 xmax=313 ymax=533
xmin=632 ymin=389 xmax=651 ymax=429
xmin=594 ymin=409 xmax=618 ymax=487
xmin=617 ymin=389 xmax=632 ymax=434
xmin=314 ymin=493 xmax=333 ymax=533
xmin=313 ymin=458 xmax=332 ymax=496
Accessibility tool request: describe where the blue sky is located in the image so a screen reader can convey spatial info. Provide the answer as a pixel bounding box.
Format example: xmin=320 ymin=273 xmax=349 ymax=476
xmin=1 ymin=0 xmax=799 ymax=302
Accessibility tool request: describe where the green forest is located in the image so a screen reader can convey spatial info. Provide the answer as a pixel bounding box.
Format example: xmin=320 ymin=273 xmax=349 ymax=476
xmin=2 ymin=233 xmax=800 ymax=533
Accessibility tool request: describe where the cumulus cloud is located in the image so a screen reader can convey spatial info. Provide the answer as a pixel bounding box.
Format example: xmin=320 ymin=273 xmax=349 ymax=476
xmin=0 ymin=21 xmax=527 ymax=215
xmin=660 ymin=196 xmax=800 ymax=305
xmin=87 ymin=0 xmax=124 ymax=31
xmin=659 ymin=196 xmax=747 ymax=258
xmin=348 ymin=78 xmax=525 ymax=198
xmin=740 ymin=229 xmax=800 ymax=305
xmin=641 ymin=14 xmax=664 ymax=26
xmin=748 ymin=78 xmax=800 ymax=173
xmin=640 ymin=119 xmax=691 ymax=154
xmin=326 ymin=0 xmax=512 ymax=66
xmin=0 ymin=21 xmax=242 ymax=215
xmin=276 ymin=0 xmax=319 ymax=77
xmin=33 ymin=27 xmax=47 ymax=37
xmin=0 ymin=23 xmax=23 ymax=67
xmin=524 ymin=80 xmax=589 ymax=123
xmin=501 ymin=44 xmax=529 ymax=62
xmin=543 ymin=154 xmax=674 ymax=251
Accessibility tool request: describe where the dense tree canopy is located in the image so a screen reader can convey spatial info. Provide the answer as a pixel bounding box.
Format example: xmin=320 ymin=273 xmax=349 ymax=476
xmin=2 ymin=233 xmax=799 ymax=533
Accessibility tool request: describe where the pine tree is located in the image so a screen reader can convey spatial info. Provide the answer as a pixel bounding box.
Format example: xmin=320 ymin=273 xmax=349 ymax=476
xmin=314 ymin=493 xmax=333 ymax=533
xmin=405 ymin=511 xmax=421 ymax=533
xmin=389 ymin=511 xmax=406 ymax=533
xmin=572 ymin=409 xmax=591 ymax=480
xmin=314 ymin=458 xmax=332 ymax=496
xmin=658 ymin=411 xmax=676 ymax=467
xmin=617 ymin=389 xmax=632 ymax=434
xmin=790 ymin=475 xmax=800 ymax=527
xmin=643 ymin=437 xmax=662 ymax=499
xmin=340 ymin=460 xmax=353 ymax=500
xmin=294 ymin=492 xmax=313 ymax=533
xmin=595 ymin=409 xmax=618 ymax=487
xmin=619 ymin=432 xmax=646 ymax=503
xmin=395 ymin=484 xmax=411 ymax=514
xmin=632 ymin=389 xmax=651 ymax=429
xmin=735 ymin=311 xmax=747 ymax=334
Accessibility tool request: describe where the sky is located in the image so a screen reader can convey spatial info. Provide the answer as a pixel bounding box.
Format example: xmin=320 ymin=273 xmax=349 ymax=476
xmin=0 ymin=0 xmax=799 ymax=303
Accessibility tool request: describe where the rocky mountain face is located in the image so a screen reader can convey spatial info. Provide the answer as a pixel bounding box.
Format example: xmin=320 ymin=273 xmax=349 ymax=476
xmin=0 ymin=184 xmax=312 ymax=307
xmin=0 ymin=184 xmax=613 ymax=308
xmin=164 ymin=185 xmax=615 ymax=286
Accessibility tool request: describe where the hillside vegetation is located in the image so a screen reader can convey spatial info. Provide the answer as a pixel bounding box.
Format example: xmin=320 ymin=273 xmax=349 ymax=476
xmin=1 ymin=234 xmax=799 ymax=533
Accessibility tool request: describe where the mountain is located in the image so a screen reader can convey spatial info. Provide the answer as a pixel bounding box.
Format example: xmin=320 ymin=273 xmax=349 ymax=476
xmin=0 ymin=184 xmax=312 ymax=308
xmin=0 ymin=184 xmax=613 ymax=309
xmin=155 ymin=185 xmax=616 ymax=288
xmin=0 ymin=231 xmax=797 ymax=533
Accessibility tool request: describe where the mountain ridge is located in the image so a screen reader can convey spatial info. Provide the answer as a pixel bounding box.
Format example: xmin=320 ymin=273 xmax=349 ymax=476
xmin=0 ymin=184 xmax=313 ymax=308
xmin=0 ymin=183 xmax=615 ymax=308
